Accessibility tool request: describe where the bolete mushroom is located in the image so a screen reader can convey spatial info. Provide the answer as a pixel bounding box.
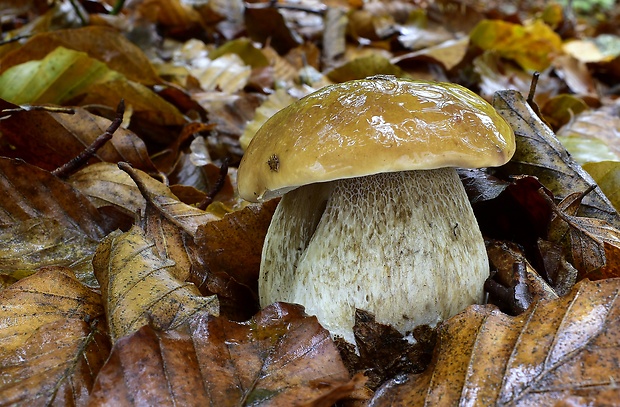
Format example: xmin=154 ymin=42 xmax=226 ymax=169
xmin=237 ymin=75 xmax=515 ymax=345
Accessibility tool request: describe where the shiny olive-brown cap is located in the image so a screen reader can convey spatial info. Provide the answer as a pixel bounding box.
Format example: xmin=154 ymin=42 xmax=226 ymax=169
xmin=237 ymin=75 xmax=515 ymax=202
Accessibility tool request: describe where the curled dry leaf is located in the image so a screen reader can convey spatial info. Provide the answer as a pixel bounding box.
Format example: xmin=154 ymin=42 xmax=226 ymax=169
xmin=370 ymin=279 xmax=620 ymax=406
xmin=68 ymin=162 xmax=146 ymax=215
xmin=493 ymin=90 xmax=620 ymax=229
xmin=119 ymin=163 xmax=220 ymax=237
xmin=88 ymin=303 xmax=358 ymax=407
xmin=0 ymin=267 xmax=110 ymax=406
xmin=0 ymin=157 xmax=105 ymax=284
xmin=545 ymin=193 xmax=620 ymax=280
xmin=92 ymin=226 xmax=219 ymax=343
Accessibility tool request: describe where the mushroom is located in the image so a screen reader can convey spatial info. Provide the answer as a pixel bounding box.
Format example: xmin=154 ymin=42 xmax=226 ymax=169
xmin=237 ymin=75 xmax=515 ymax=345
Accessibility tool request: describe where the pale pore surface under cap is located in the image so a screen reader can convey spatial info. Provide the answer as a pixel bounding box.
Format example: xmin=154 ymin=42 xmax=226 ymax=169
xmin=259 ymin=168 xmax=488 ymax=344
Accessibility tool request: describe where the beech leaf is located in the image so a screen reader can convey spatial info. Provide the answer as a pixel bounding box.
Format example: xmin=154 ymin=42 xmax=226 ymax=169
xmin=88 ymin=303 xmax=356 ymax=406
xmin=0 ymin=267 xmax=110 ymax=406
xmin=370 ymin=279 xmax=620 ymax=406
xmin=0 ymin=157 xmax=105 ymax=284
xmin=493 ymin=90 xmax=620 ymax=229
xmin=92 ymin=226 xmax=219 ymax=343
xmin=119 ymin=163 xmax=220 ymax=237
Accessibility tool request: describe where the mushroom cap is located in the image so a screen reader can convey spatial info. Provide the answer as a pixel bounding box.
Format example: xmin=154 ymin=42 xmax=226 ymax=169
xmin=238 ymin=75 xmax=515 ymax=202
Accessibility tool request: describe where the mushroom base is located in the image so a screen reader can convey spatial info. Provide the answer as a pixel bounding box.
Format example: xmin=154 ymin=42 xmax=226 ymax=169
xmin=259 ymin=168 xmax=488 ymax=345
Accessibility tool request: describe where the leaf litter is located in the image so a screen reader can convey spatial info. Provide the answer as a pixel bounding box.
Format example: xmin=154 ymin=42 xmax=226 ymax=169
xmin=1 ymin=0 xmax=620 ymax=405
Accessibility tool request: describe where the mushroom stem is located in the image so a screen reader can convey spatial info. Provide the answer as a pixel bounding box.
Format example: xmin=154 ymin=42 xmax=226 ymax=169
xmin=259 ymin=168 xmax=488 ymax=345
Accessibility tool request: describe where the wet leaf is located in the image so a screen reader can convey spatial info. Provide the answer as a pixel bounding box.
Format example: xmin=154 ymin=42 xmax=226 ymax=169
xmin=89 ymin=303 xmax=356 ymax=406
xmin=493 ymin=90 xmax=620 ymax=229
xmin=193 ymin=199 xmax=278 ymax=320
xmin=0 ymin=157 xmax=105 ymax=284
xmin=486 ymin=240 xmax=558 ymax=315
xmin=0 ymin=267 xmax=110 ymax=406
xmin=0 ymin=102 xmax=156 ymax=172
xmin=92 ymin=226 xmax=219 ymax=343
xmin=470 ymin=19 xmax=562 ymax=71
xmin=370 ymin=279 xmax=620 ymax=406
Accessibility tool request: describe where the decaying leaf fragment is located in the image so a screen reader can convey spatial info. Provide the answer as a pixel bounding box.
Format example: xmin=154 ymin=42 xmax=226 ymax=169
xmin=493 ymin=90 xmax=620 ymax=229
xmin=92 ymin=226 xmax=219 ymax=343
xmin=89 ymin=303 xmax=359 ymax=406
xmin=370 ymin=279 xmax=620 ymax=406
xmin=0 ymin=267 xmax=110 ymax=406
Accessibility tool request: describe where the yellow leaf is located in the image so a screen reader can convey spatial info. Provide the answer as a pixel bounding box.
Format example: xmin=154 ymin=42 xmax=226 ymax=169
xmin=93 ymin=226 xmax=219 ymax=343
xmin=470 ymin=19 xmax=562 ymax=71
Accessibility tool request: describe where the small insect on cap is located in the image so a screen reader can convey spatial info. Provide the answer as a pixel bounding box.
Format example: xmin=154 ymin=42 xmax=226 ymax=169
xmin=237 ymin=75 xmax=515 ymax=202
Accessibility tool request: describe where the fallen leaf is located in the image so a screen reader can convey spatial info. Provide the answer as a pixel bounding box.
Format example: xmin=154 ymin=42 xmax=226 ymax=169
xmin=493 ymin=90 xmax=620 ymax=229
xmin=193 ymin=199 xmax=278 ymax=320
xmin=583 ymin=161 xmax=620 ymax=212
xmin=68 ymin=162 xmax=146 ymax=215
xmin=486 ymin=240 xmax=558 ymax=316
xmin=470 ymin=19 xmax=562 ymax=71
xmin=92 ymin=226 xmax=219 ymax=343
xmin=0 ymin=26 xmax=162 ymax=85
xmin=0 ymin=157 xmax=105 ymax=284
xmin=0 ymin=101 xmax=156 ymax=172
xmin=327 ymin=54 xmax=407 ymax=83
xmin=88 ymin=303 xmax=356 ymax=406
xmin=0 ymin=267 xmax=110 ymax=406
xmin=391 ymin=37 xmax=469 ymax=71
xmin=369 ymin=279 xmax=620 ymax=406
xmin=119 ymin=163 xmax=220 ymax=237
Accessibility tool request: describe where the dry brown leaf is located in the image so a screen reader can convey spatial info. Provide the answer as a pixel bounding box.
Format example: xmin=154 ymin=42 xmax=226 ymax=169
xmin=193 ymin=199 xmax=278 ymax=319
xmin=0 ymin=102 xmax=156 ymax=172
xmin=493 ymin=90 xmax=620 ymax=229
xmin=0 ymin=26 xmax=162 ymax=85
xmin=369 ymin=279 xmax=620 ymax=406
xmin=142 ymin=203 xmax=193 ymax=283
xmin=88 ymin=303 xmax=356 ymax=406
xmin=92 ymin=226 xmax=219 ymax=343
xmin=0 ymin=267 xmax=110 ymax=406
xmin=0 ymin=157 xmax=105 ymax=284
xmin=119 ymin=163 xmax=220 ymax=237
xmin=68 ymin=162 xmax=146 ymax=215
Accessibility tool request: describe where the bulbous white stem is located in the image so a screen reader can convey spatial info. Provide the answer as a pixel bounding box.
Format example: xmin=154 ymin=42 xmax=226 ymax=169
xmin=259 ymin=168 xmax=488 ymax=345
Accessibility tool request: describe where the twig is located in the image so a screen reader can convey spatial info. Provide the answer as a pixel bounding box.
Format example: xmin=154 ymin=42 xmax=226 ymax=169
xmin=1 ymin=105 xmax=75 ymax=119
xmin=197 ymin=158 xmax=230 ymax=210
xmin=527 ymin=71 xmax=540 ymax=104
xmin=0 ymin=35 xmax=31 ymax=46
xmin=52 ymin=100 xmax=125 ymax=179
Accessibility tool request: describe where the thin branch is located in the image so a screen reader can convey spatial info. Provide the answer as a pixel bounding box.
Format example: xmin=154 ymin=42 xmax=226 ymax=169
xmin=527 ymin=71 xmax=540 ymax=104
xmin=52 ymin=100 xmax=125 ymax=179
